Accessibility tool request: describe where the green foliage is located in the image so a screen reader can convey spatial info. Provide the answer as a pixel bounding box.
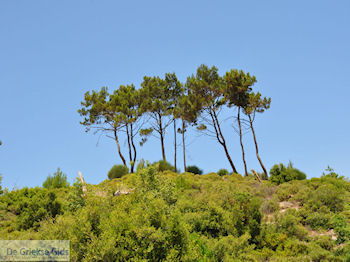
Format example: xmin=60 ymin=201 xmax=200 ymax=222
xmin=303 ymin=210 xmax=331 ymax=230
xmin=2 ymin=169 xmax=350 ymax=260
xmin=139 ymin=128 xmax=153 ymax=146
xmin=212 ymin=233 xmax=255 ymax=261
xmin=0 ymin=188 xmax=61 ymax=230
xmin=275 ymin=181 xmax=306 ymax=201
xmin=78 ymin=85 xmax=143 ymax=170
xmin=140 ymin=73 xmax=182 ymax=160
xmin=217 ymin=168 xmax=229 ymax=176
xmin=79 ymin=65 xmax=274 ymax=177
xmin=67 ymin=178 xmax=85 ymax=213
xmin=330 ymin=215 xmax=350 ymax=243
xmin=152 ymin=160 xmax=175 ymax=172
xmin=269 ymin=163 xmax=307 ymax=185
xmin=136 ymin=159 xmax=150 ymax=171
xmin=261 ymin=198 xmax=279 ymax=214
xmin=223 ymin=69 xmax=255 ymax=110
xmin=107 ymin=165 xmax=129 ymax=180
xmin=307 ymin=184 xmax=344 ymax=212
xmin=43 ymin=168 xmax=70 ymax=189
xmin=186 ymin=165 xmax=203 ymax=174
xmin=322 ymin=166 xmax=343 ymax=179
xmin=276 ymin=213 xmax=307 ymax=240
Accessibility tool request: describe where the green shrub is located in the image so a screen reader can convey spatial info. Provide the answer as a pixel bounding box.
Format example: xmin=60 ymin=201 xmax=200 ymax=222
xmin=0 ymin=188 xmax=62 ymax=230
xmin=306 ymin=184 xmax=344 ymax=212
xmin=107 ymin=165 xmax=129 ymax=179
xmin=314 ymin=236 xmax=335 ymax=251
xmin=138 ymin=166 xmax=177 ymax=205
xmin=261 ymin=198 xmax=279 ymax=214
xmin=2 ymin=167 xmax=350 ymax=260
xmin=322 ymin=166 xmax=343 ymax=179
xmin=303 ymin=211 xmax=331 ymax=230
xmin=278 ymin=239 xmax=309 ymax=256
xmin=212 ymin=233 xmax=254 ymax=261
xmin=269 ymin=163 xmax=306 ymax=185
xmin=217 ymin=169 xmax=229 ymax=176
xmin=67 ymin=177 xmax=85 ymax=213
xmin=43 ymin=168 xmax=70 ymax=189
xmin=276 ymin=213 xmax=307 ymax=240
xmin=330 ymin=215 xmax=350 ymax=243
xmin=186 ymin=165 xmax=203 ymax=175
xmin=136 ymin=159 xmax=150 ymax=171
xmin=153 ymin=160 xmax=176 ymax=172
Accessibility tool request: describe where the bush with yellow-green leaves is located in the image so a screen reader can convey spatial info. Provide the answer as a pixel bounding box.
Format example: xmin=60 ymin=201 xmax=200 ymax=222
xmin=0 ymin=166 xmax=350 ymax=261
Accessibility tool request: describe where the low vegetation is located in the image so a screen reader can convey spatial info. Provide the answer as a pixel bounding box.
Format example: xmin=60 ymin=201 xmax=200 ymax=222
xmin=42 ymin=168 xmax=70 ymax=189
xmin=107 ymin=165 xmax=129 ymax=180
xmin=269 ymin=162 xmax=307 ymax=185
xmin=1 ymin=165 xmax=349 ymax=261
xmin=217 ymin=168 xmax=230 ymax=176
xmin=185 ymin=165 xmax=203 ymax=175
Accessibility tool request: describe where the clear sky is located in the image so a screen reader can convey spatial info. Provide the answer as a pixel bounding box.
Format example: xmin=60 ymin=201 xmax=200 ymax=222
xmin=1 ymin=0 xmax=350 ymax=189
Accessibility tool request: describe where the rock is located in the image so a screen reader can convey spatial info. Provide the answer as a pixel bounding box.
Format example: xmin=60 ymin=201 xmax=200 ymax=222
xmin=114 ymin=188 xmax=134 ymax=196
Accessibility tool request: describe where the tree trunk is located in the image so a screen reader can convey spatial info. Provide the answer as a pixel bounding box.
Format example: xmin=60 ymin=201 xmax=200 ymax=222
xmin=221 ymin=139 xmax=238 ymax=174
xmin=237 ymin=107 xmax=248 ymax=176
xmin=173 ymin=119 xmax=177 ymax=172
xmin=125 ymin=124 xmax=132 ymax=172
xmin=158 ymin=114 xmax=166 ymax=161
xmin=248 ymin=114 xmax=268 ymax=177
xmin=211 ymin=110 xmax=238 ymax=174
xmin=114 ymin=129 xmax=127 ymax=166
xmin=182 ymin=119 xmax=187 ymax=172
xmin=160 ymin=132 xmax=166 ymax=161
xmin=130 ymin=123 xmax=137 ymax=173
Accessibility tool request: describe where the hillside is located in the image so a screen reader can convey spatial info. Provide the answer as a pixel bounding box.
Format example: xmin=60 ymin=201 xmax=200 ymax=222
xmin=1 ymin=167 xmax=350 ymax=261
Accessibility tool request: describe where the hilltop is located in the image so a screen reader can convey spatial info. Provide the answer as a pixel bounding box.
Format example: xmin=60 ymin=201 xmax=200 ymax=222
xmin=1 ymin=167 xmax=350 ymax=261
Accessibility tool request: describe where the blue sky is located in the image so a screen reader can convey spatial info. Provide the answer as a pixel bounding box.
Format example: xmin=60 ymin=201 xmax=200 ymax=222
xmin=1 ymin=0 xmax=349 ymax=189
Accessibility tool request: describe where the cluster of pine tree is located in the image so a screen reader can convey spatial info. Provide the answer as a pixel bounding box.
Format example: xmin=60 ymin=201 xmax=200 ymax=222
xmin=78 ymin=65 xmax=271 ymax=176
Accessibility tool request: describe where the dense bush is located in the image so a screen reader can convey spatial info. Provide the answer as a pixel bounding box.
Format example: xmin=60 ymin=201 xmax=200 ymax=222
xmin=186 ymin=165 xmax=203 ymax=175
xmin=107 ymin=165 xmax=129 ymax=179
xmin=136 ymin=159 xmax=150 ymax=171
xmin=307 ymin=184 xmax=345 ymax=212
xmin=303 ymin=210 xmax=331 ymax=230
xmin=322 ymin=166 xmax=343 ymax=179
xmin=1 ymin=168 xmax=350 ymax=260
xmin=217 ymin=169 xmax=229 ymax=176
xmin=330 ymin=215 xmax=350 ymax=243
xmin=153 ymin=160 xmax=176 ymax=172
xmin=261 ymin=198 xmax=279 ymax=214
xmin=0 ymin=188 xmax=62 ymax=230
xmin=66 ymin=178 xmax=86 ymax=213
xmin=269 ymin=163 xmax=306 ymax=185
xmin=43 ymin=168 xmax=70 ymax=189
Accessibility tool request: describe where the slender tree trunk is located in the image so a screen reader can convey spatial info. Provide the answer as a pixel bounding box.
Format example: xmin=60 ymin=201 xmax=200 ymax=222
xmin=114 ymin=128 xmax=126 ymax=166
xmin=173 ymin=119 xmax=177 ymax=172
xmin=130 ymin=123 xmax=137 ymax=173
xmin=248 ymin=114 xmax=268 ymax=177
xmin=158 ymin=114 xmax=166 ymax=161
xmin=160 ymin=132 xmax=166 ymax=161
xmin=221 ymin=139 xmax=238 ymax=174
xmin=210 ymin=110 xmax=238 ymax=174
xmin=182 ymin=119 xmax=187 ymax=172
xmin=237 ymin=107 xmax=248 ymax=176
xmin=126 ymin=124 xmax=132 ymax=172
